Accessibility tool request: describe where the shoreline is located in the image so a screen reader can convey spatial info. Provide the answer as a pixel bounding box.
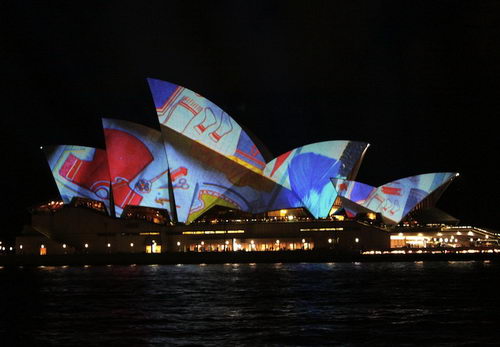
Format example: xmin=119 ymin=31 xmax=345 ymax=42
xmin=1 ymin=250 xmax=499 ymax=266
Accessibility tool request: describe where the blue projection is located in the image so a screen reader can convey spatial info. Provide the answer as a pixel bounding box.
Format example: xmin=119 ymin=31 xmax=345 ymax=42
xmin=42 ymin=78 xmax=458 ymax=227
xmin=148 ymin=78 xmax=369 ymax=223
xmin=264 ymin=141 xmax=368 ymax=218
xmin=332 ymin=172 xmax=459 ymax=225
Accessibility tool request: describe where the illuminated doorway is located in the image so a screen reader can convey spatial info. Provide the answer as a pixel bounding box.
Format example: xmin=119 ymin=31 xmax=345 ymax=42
xmin=146 ymin=242 xmax=161 ymax=253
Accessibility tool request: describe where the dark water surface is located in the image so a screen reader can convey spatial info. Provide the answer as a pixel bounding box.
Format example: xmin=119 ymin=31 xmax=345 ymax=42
xmin=1 ymin=261 xmax=499 ymax=346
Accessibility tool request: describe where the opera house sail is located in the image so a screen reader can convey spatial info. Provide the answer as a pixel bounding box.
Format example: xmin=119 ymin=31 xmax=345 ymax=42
xmin=44 ymin=145 xmax=112 ymax=214
xmin=25 ymin=77 xmax=484 ymax=258
xmin=102 ymin=118 xmax=172 ymax=217
xmin=331 ymin=173 xmax=459 ymax=225
xmin=41 ymin=79 xmax=460 ymax=230
xmin=147 ymin=78 xmax=369 ymax=223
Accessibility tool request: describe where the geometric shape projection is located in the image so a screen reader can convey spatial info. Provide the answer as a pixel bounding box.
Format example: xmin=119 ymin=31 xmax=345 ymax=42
xmin=332 ymin=172 xmax=459 ymax=225
xmin=263 ymin=140 xmax=370 ymax=218
xmin=146 ymin=78 xmax=370 ymax=222
xmin=44 ymin=145 xmax=112 ymax=214
xmin=154 ymin=123 xmax=268 ymax=224
xmin=147 ymin=78 xmax=273 ymax=224
xmin=102 ymin=118 xmax=171 ymax=217
xmin=147 ymin=78 xmax=267 ymax=174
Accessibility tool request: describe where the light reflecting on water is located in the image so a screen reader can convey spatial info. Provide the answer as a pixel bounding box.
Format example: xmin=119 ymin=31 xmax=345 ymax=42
xmin=1 ymin=261 xmax=500 ymax=345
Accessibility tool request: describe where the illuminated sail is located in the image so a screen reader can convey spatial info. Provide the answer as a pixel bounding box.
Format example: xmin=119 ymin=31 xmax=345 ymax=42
xmin=148 ymin=78 xmax=370 ymax=222
xmin=147 ymin=78 xmax=266 ymax=172
xmin=332 ymin=172 xmax=459 ymax=224
xmin=263 ymin=141 xmax=369 ymax=218
xmin=44 ymin=145 xmax=112 ymax=213
xmin=147 ymin=78 xmax=268 ymax=223
xmin=102 ymin=118 xmax=171 ymax=217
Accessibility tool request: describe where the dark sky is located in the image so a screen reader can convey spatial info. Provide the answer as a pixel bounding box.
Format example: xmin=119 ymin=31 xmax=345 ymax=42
xmin=2 ymin=1 xmax=500 ymax=238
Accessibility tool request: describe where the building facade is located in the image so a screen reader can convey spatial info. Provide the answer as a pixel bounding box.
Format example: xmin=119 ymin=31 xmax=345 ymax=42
xmin=17 ymin=78 xmax=496 ymax=256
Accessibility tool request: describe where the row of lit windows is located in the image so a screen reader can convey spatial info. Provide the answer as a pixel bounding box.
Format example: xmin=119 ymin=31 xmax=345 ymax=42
xmin=364 ymin=249 xmax=500 ymax=255
xmin=20 ymin=236 xmax=360 ymax=250
xmin=24 ymin=240 xmax=161 ymax=255
xmin=394 ymin=231 xmax=492 ymax=239
xmin=300 ymin=227 xmax=344 ymax=232
xmin=182 ymin=230 xmax=245 ymax=235
xmin=18 ymin=235 xmax=365 ymax=255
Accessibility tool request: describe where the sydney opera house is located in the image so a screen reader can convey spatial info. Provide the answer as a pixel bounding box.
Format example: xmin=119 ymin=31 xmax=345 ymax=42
xmin=16 ymin=78 xmax=499 ymax=256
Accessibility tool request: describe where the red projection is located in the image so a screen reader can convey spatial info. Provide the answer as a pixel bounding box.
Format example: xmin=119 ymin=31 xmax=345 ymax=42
xmin=104 ymin=129 xmax=154 ymax=208
xmin=59 ymin=149 xmax=111 ymax=200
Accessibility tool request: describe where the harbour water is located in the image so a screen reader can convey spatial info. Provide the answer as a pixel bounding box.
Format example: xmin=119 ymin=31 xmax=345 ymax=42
xmin=1 ymin=261 xmax=499 ymax=346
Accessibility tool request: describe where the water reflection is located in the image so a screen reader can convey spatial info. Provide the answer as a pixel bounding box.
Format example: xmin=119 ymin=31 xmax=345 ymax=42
xmin=0 ymin=262 xmax=499 ymax=345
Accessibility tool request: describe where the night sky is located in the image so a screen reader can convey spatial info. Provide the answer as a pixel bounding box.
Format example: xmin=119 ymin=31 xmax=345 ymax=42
xmin=2 ymin=1 xmax=500 ymax=239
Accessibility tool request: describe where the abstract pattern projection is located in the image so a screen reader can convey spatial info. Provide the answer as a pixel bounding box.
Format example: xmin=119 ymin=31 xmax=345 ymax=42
xmin=102 ymin=118 xmax=171 ymax=217
xmin=43 ymin=79 xmax=458 ymax=226
xmin=148 ymin=78 xmax=271 ymax=223
xmin=45 ymin=145 xmax=112 ymax=213
xmin=148 ymin=78 xmax=369 ymax=223
xmin=147 ymin=78 xmax=266 ymax=173
xmin=331 ymin=172 xmax=458 ymax=225
xmin=263 ymin=141 xmax=369 ymax=218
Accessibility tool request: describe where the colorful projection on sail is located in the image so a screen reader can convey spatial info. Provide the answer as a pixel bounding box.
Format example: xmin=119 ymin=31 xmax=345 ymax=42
xmin=148 ymin=78 xmax=370 ymax=223
xmin=44 ymin=145 xmax=112 ymax=213
xmin=161 ymin=129 xmax=280 ymax=223
xmin=147 ymin=78 xmax=266 ymax=173
xmin=147 ymin=78 xmax=269 ymax=223
xmin=263 ymin=141 xmax=369 ymax=218
xmin=102 ymin=118 xmax=171 ymax=217
xmin=152 ymin=113 xmax=271 ymax=224
xmin=331 ymin=172 xmax=459 ymax=224
xmin=41 ymin=79 xmax=460 ymax=226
